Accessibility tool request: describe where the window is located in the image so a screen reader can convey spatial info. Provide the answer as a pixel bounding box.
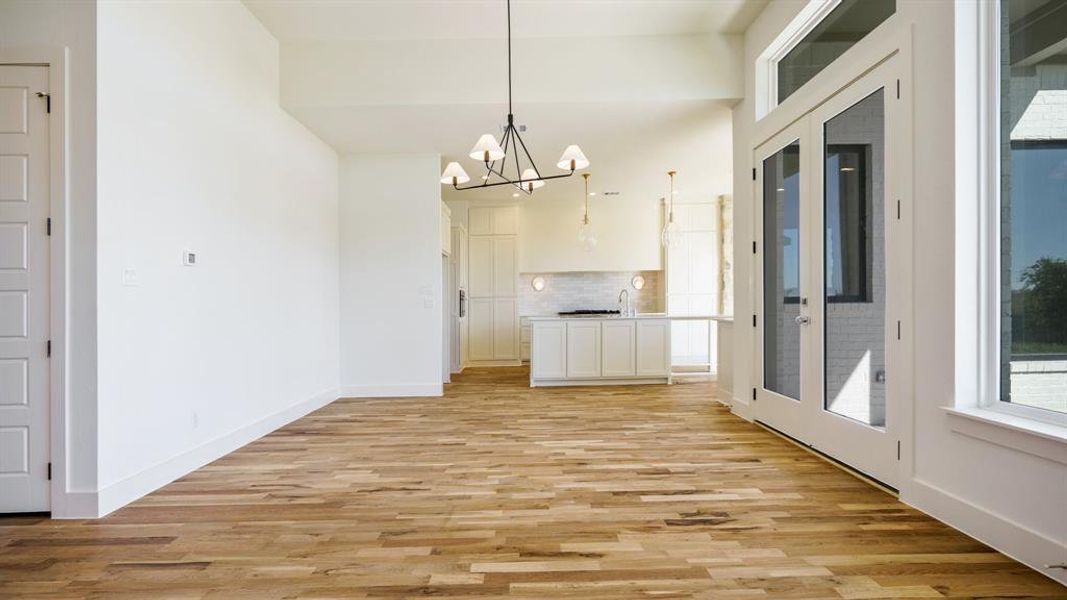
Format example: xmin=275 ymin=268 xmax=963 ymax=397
xmin=776 ymin=0 xmax=895 ymax=105
xmin=998 ymin=0 xmax=1067 ymax=416
xmin=825 ymin=144 xmax=871 ymax=302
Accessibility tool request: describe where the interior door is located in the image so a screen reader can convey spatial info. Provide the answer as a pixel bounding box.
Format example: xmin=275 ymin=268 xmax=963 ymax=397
xmin=0 ymin=65 xmax=50 ymax=512
xmin=807 ymin=58 xmax=900 ymax=487
xmin=754 ymin=120 xmax=811 ymax=442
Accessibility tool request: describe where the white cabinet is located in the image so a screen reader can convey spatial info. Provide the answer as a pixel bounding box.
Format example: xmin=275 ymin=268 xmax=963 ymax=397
xmin=469 ymin=298 xmax=494 ymax=361
xmin=469 ymin=237 xmax=493 ymax=297
xmin=492 ymin=298 xmax=518 ymax=359
xmin=491 ymin=206 xmax=517 ymax=234
xmin=601 ymin=320 xmax=636 ymax=377
xmin=636 ymin=319 xmax=671 ymax=377
xmin=468 ymin=206 xmax=519 ymax=365
xmin=566 ymin=321 xmax=602 ymax=379
xmin=469 ymin=206 xmax=493 ymax=235
xmin=469 ymin=206 xmax=517 ymax=235
xmin=531 ymin=321 xmax=566 ymax=379
xmin=530 ymin=317 xmax=670 ymax=386
xmin=492 ymin=237 xmax=517 ymax=296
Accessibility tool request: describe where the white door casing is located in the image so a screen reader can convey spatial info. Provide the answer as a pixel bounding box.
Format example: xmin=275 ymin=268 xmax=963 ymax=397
xmin=0 ymin=65 xmax=50 ymax=512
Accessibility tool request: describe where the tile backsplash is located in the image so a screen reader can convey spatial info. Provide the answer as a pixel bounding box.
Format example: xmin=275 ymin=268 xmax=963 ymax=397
xmin=518 ymin=271 xmax=663 ymax=316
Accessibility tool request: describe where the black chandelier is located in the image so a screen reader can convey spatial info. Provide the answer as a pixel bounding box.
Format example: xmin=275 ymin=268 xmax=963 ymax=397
xmin=439 ymin=0 xmax=589 ymax=195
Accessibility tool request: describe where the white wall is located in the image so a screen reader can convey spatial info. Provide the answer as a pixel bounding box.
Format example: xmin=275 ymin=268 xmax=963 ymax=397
xmin=519 ymin=196 xmax=663 ymax=273
xmin=0 ymin=0 xmax=99 ymax=514
xmin=339 ymin=154 xmax=443 ymax=397
xmin=94 ymin=0 xmax=340 ymax=515
xmin=281 ymin=34 xmax=743 ymax=109
xmin=733 ymin=0 xmax=1067 ymax=583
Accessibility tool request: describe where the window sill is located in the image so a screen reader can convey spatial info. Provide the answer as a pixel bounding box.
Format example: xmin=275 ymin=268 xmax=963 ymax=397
xmin=943 ymin=406 xmax=1067 ymax=465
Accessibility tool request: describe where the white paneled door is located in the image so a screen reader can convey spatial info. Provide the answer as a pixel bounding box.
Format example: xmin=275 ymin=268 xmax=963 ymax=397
xmin=0 ymin=65 xmax=50 ymax=513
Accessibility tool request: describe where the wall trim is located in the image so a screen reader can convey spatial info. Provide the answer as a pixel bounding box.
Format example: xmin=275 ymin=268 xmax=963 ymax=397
xmin=731 ymin=396 xmax=754 ymax=421
xmin=340 ymin=383 xmax=444 ymax=398
xmin=79 ymin=387 xmax=340 ymax=519
xmin=905 ymin=478 xmax=1067 ymax=586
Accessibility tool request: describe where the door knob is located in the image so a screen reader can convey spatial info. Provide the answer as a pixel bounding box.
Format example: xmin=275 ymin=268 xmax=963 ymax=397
xmin=795 ymin=315 xmax=810 ymax=325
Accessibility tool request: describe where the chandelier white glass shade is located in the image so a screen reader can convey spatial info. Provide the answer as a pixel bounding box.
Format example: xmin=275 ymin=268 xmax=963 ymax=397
xmin=440 ymin=162 xmax=471 ymax=185
xmin=520 ymin=169 xmax=545 ymax=192
xmin=469 ymin=134 xmax=505 ymax=162
xmin=558 ymin=145 xmax=590 ymax=171
xmin=577 ymin=173 xmax=597 ymax=251
xmin=440 ymin=0 xmax=588 ymax=195
xmin=661 ymin=170 xmax=680 ymax=248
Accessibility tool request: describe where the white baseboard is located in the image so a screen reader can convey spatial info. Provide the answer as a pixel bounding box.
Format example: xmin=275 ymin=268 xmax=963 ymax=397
xmin=81 ymin=387 xmax=340 ymax=519
xmin=905 ymin=478 xmax=1067 ymax=586
xmin=51 ymin=490 xmax=100 ymax=519
xmin=340 ymin=383 xmax=443 ymax=398
xmin=731 ymin=396 xmax=754 ymax=421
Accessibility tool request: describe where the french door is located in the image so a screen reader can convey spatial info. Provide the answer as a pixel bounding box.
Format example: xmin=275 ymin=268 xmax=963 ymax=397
xmin=755 ymin=56 xmax=904 ymax=488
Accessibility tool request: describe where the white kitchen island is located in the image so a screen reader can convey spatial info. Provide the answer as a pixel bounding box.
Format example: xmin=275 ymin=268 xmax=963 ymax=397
xmin=529 ymin=315 xmax=671 ymax=387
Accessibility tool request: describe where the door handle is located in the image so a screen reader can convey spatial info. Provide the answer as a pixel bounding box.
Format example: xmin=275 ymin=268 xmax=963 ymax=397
xmin=795 ymin=315 xmax=810 ymax=325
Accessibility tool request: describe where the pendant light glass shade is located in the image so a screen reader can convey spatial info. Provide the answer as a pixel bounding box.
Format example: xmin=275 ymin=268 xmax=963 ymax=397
xmin=578 ymin=218 xmax=597 ymax=252
xmin=469 ymin=134 xmax=506 ymax=162
xmin=440 ymin=162 xmax=471 ymax=185
xmin=660 ymin=216 xmax=679 ymax=248
xmin=661 ymin=170 xmax=681 ymax=248
xmin=577 ymin=172 xmax=597 ymax=251
xmin=557 ymin=145 xmax=590 ymax=171
xmin=520 ymin=168 xmax=545 ymax=192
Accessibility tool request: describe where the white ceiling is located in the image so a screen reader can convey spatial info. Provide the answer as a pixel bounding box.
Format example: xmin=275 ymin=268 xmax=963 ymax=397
xmin=244 ymin=0 xmax=762 ymax=205
xmin=244 ymin=0 xmax=768 ymax=41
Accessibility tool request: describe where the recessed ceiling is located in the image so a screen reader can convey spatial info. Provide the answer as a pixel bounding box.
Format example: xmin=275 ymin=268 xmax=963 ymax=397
xmin=244 ymin=0 xmax=768 ymax=41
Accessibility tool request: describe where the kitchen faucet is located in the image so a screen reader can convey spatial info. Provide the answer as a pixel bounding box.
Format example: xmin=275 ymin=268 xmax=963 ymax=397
xmin=618 ymin=289 xmax=631 ymax=316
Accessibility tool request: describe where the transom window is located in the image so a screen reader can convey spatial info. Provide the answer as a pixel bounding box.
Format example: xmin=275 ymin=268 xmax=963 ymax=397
xmin=776 ymin=0 xmax=896 ymax=105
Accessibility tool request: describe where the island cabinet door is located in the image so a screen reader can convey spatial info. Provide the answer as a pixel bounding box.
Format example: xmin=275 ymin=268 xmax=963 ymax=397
xmin=601 ymin=320 xmax=636 ymax=377
xmin=566 ymin=321 xmax=602 ymax=379
xmin=636 ymin=320 xmax=671 ymax=376
xmin=531 ymin=321 xmax=566 ymax=379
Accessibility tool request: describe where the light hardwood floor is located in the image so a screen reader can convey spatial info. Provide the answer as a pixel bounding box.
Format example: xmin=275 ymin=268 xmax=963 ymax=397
xmin=2 ymin=367 xmax=1065 ymax=599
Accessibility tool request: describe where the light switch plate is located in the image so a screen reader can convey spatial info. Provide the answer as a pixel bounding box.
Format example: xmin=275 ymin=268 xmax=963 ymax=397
xmin=122 ymin=268 xmax=140 ymax=287
xmin=183 ymin=250 xmax=197 ymax=266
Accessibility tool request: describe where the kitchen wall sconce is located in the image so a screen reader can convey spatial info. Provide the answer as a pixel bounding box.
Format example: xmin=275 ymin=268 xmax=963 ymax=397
xmin=631 ymin=275 xmax=646 ymax=290
xmin=531 ymin=276 xmax=546 ymax=292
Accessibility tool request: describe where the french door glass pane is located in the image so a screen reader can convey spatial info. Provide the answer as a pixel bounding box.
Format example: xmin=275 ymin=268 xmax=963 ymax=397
xmin=823 ymin=89 xmax=886 ymax=428
xmin=763 ymin=141 xmax=802 ymax=400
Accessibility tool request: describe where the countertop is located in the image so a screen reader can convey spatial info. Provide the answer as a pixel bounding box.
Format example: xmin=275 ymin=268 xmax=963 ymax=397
xmin=527 ymin=313 xmax=669 ymax=321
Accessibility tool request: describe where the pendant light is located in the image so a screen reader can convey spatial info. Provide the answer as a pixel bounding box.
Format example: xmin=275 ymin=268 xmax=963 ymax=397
xmin=440 ymin=0 xmax=588 ymax=195
xmin=577 ymin=173 xmax=597 ymax=252
xmin=661 ymin=170 xmax=680 ymax=248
